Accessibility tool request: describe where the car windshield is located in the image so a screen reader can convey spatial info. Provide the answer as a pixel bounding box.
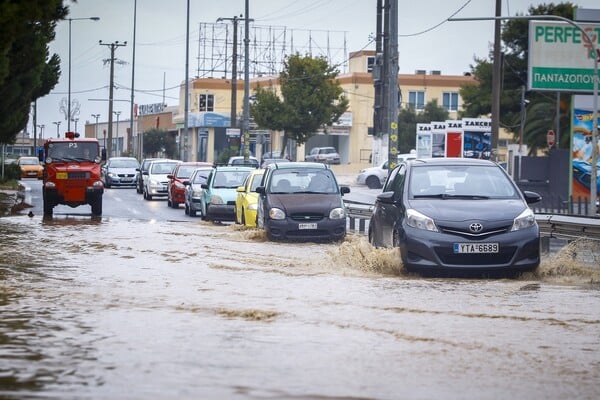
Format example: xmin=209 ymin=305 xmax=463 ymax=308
xmin=177 ymin=165 xmax=202 ymax=178
xmin=409 ymin=165 xmax=519 ymax=199
xmin=250 ymin=174 xmax=264 ymax=191
xmin=269 ymin=169 xmax=338 ymax=194
xmin=19 ymin=158 xmax=39 ymax=165
xmin=230 ymin=158 xmax=258 ymax=167
xmin=47 ymin=142 xmax=99 ymax=161
xmin=109 ymin=159 xmax=139 ymax=168
xmin=150 ymin=162 xmax=178 ymax=174
xmin=191 ymin=169 xmax=212 ymax=184
xmin=213 ymin=170 xmax=251 ymax=188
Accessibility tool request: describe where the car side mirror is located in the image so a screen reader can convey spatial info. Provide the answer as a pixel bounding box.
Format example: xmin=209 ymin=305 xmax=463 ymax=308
xmin=167 ymin=174 xmax=174 ymax=179
xmin=340 ymin=186 xmax=350 ymax=195
xmin=523 ymin=190 xmax=542 ymax=204
xmin=236 ymin=186 xmax=245 ymax=193
xmin=201 ymin=183 xmax=208 ymax=189
xmin=376 ymin=191 xmax=396 ymax=204
xmin=256 ymin=186 xmax=266 ymax=195
xmin=183 ymin=181 xmax=191 ymax=186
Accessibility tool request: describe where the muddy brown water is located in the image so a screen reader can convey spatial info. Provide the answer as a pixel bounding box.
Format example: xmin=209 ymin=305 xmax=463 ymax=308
xmin=0 ymin=215 xmax=599 ymax=399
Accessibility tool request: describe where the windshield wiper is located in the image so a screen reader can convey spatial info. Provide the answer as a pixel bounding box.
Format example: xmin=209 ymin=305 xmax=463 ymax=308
xmin=413 ymin=193 xmax=490 ymax=200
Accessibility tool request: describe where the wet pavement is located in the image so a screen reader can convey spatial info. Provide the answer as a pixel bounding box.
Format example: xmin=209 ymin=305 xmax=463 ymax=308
xmin=0 ymin=212 xmax=599 ymax=399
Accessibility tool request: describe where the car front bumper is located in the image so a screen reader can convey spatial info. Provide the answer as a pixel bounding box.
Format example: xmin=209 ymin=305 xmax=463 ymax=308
xmin=265 ymin=217 xmax=346 ymax=241
xmin=398 ymin=224 xmax=540 ymax=272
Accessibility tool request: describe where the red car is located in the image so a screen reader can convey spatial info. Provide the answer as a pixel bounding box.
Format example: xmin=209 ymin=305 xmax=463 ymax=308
xmin=167 ymin=162 xmax=212 ymax=208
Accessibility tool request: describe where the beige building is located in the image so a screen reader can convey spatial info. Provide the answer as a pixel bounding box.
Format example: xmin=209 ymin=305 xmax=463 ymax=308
xmin=169 ymin=49 xmax=507 ymax=170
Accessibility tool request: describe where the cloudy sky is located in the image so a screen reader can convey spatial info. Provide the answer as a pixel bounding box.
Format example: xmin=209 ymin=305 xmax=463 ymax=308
xmin=30 ymin=0 xmax=599 ymax=137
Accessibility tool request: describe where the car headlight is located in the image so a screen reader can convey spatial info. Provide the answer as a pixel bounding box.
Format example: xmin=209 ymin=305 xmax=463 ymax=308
xmin=192 ymin=189 xmax=203 ymax=197
xmin=329 ymin=207 xmax=345 ymax=219
xmin=269 ymin=207 xmax=285 ymax=220
xmin=150 ymin=179 xmax=159 ymax=186
xmin=511 ymin=208 xmax=536 ymax=231
xmin=406 ymin=208 xmax=438 ymax=232
xmin=210 ymin=194 xmax=224 ymax=205
xmin=107 ymin=172 xmax=115 ymax=177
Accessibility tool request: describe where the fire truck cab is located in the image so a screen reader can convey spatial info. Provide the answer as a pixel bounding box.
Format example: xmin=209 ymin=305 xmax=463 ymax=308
xmin=40 ymin=131 xmax=107 ymax=216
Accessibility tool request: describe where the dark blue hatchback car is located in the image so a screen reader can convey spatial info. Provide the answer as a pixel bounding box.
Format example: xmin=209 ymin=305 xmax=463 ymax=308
xmin=368 ymin=158 xmax=542 ymax=275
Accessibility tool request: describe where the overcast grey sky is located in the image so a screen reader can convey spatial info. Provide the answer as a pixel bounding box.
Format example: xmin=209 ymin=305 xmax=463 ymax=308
xmin=30 ymin=0 xmax=599 ymax=137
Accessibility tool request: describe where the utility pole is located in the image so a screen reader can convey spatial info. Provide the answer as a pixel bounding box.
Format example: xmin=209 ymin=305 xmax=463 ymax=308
xmin=99 ymin=40 xmax=127 ymax=159
xmin=242 ymin=0 xmax=251 ymax=161
xmin=490 ymin=0 xmax=502 ymax=161
xmin=371 ymin=0 xmax=384 ymax=165
xmin=217 ymin=15 xmax=241 ymax=129
xmin=383 ymin=0 xmax=399 ymax=169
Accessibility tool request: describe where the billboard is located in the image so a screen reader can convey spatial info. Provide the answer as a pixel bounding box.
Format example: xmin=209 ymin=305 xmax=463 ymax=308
xmin=462 ymin=118 xmax=491 ymax=159
xmin=572 ymin=107 xmax=600 ymax=199
xmin=445 ymin=120 xmax=463 ymax=158
xmin=416 ymin=123 xmax=432 ymax=159
xmin=528 ymin=21 xmax=600 ymax=92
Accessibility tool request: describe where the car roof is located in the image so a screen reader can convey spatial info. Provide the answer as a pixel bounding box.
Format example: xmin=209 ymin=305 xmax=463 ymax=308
xmin=214 ymin=165 xmax=255 ymax=171
xmin=266 ymin=161 xmax=330 ymax=170
xmin=407 ymin=158 xmax=498 ymax=167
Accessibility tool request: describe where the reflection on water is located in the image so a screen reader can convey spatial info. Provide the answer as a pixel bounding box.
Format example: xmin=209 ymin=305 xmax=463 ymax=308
xmin=0 ymin=215 xmax=599 ymax=400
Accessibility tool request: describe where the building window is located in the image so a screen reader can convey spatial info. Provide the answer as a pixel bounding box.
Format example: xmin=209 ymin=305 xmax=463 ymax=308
xmin=199 ymin=94 xmax=214 ymax=112
xmin=442 ymin=92 xmax=459 ymax=112
xmin=367 ymin=56 xmax=375 ymax=73
xmin=408 ymin=91 xmax=425 ymax=110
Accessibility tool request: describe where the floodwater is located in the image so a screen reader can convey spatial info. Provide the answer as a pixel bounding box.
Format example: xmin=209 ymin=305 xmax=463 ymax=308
xmin=0 ymin=215 xmax=599 ymax=400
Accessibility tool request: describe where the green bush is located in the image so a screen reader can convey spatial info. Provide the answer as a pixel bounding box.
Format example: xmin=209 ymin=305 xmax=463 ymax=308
xmin=1 ymin=163 xmax=21 ymax=181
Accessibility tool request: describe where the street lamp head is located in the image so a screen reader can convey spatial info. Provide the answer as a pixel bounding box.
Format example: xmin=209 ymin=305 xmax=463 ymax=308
xmin=90 ymin=17 xmax=100 ymax=21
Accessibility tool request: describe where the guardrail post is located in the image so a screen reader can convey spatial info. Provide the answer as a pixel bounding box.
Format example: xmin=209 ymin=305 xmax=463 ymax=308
xmin=540 ymin=236 xmax=550 ymax=254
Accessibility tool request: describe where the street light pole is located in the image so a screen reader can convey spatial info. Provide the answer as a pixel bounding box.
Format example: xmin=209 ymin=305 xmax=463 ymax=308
xmin=67 ymin=17 xmax=100 ymax=132
xmin=37 ymin=124 xmax=45 ymax=140
xmin=91 ymin=113 xmax=100 ymax=143
xmin=113 ymin=111 xmax=121 ymax=156
xmin=449 ymin=14 xmax=599 ymax=216
xmin=53 ymin=121 xmax=61 ymax=138
xmin=72 ymin=118 xmax=79 ymax=133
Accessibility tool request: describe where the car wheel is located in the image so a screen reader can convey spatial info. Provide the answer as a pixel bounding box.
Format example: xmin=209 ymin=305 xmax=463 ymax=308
xmin=91 ymin=198 xmax=102 ymax=216
xmin=184 ymin=203 xmax=189 ymax=215
xmin=368 ymin=226 xmax=377 ymax=248
xmin=190 ymin=207 xmax=196 ymax=217
xmin=200 ymin=203 xmax=207 ymax=220
xmin=241 ymin=209 xmax=246 ymax=225
xmin=171 ymin=201 xmax=179 ymax=209
xmin=366 ymin=175 xmax=381 ymax=189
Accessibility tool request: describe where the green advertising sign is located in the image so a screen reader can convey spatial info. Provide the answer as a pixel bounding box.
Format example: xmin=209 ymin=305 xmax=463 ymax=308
xmin=528 ymin=21 xmax=600 ymax=92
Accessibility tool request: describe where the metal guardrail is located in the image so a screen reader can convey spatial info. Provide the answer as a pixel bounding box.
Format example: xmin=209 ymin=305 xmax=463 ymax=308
xmin=345 ymin=201 xmax=600 ymax=242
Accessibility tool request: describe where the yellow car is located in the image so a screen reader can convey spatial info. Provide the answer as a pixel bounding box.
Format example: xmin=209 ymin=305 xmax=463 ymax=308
xmin=17 ymin=156 xmax=44 ymax=179
xmin=235 ymin=168 xmax=264 ymax=227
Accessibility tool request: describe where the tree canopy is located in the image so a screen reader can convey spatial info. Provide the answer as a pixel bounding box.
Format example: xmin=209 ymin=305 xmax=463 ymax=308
xmin=0 ymin=0 xmax=66 ymax=144
xmin=142 ymin=128 xmax=177 ymax=159
xmin=250 ymin=54 xmax=349 ymax=157
xmin=459 ymin=2 xmax=576 ymax=154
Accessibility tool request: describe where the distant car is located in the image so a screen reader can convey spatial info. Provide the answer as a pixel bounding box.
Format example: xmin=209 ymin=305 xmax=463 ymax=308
xmin=136 ymin=157 xmax=163 ymax=194
xmin=16 ymin=156 xmax=44 ymax=179
xmin=167 ymin=161 xmax=212 ymax=208
xmin=102 ymin=157 xmax=140 ymax=188
xmin=235 ymin=168 xmax=265 ymax=227
xmin=368 ymin=158 xmax=542 ymax=275
xmin=357 ymin=153 xmax=417 ymax=189
xmin=256 ymin=162 xmax=350 ymax=241
xmin=305 ymin=146 xmax=340 ymax=164
xmin=199 ymin=166 xmax=254 ymax=222
xmin=261 ymin=150 xmax=289 ymax=163
xmin=143 ymin=159 xmax=181 ymax=200
xmin=184 ymin=166 xmax=214 ymax=217
xmin=227 ymin=156 xmax=259 ymax=168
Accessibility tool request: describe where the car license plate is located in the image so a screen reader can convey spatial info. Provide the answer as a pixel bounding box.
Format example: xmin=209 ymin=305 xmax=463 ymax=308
xmin=56 ymin=172 xmax=68 ymax=179
xmin=298 ymin=222 xmax=317 ymax=230
xmin=454 ymin=243 xmax=499 ymax=254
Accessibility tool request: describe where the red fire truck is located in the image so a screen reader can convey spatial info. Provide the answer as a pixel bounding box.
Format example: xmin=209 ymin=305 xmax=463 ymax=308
xmin=40 ymin=131 xmax=106 ymax=216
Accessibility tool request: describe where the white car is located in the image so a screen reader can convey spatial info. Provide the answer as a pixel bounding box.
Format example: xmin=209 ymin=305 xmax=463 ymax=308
xmin=356 ymin=153 xmax=417 ymax=189
xmin=142 ymin=159 xmax=181 ymax=200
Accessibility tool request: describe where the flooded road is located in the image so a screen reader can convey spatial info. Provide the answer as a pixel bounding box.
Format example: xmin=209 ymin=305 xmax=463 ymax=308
xmin=1 ymin=214 xmax=599 ymax=400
